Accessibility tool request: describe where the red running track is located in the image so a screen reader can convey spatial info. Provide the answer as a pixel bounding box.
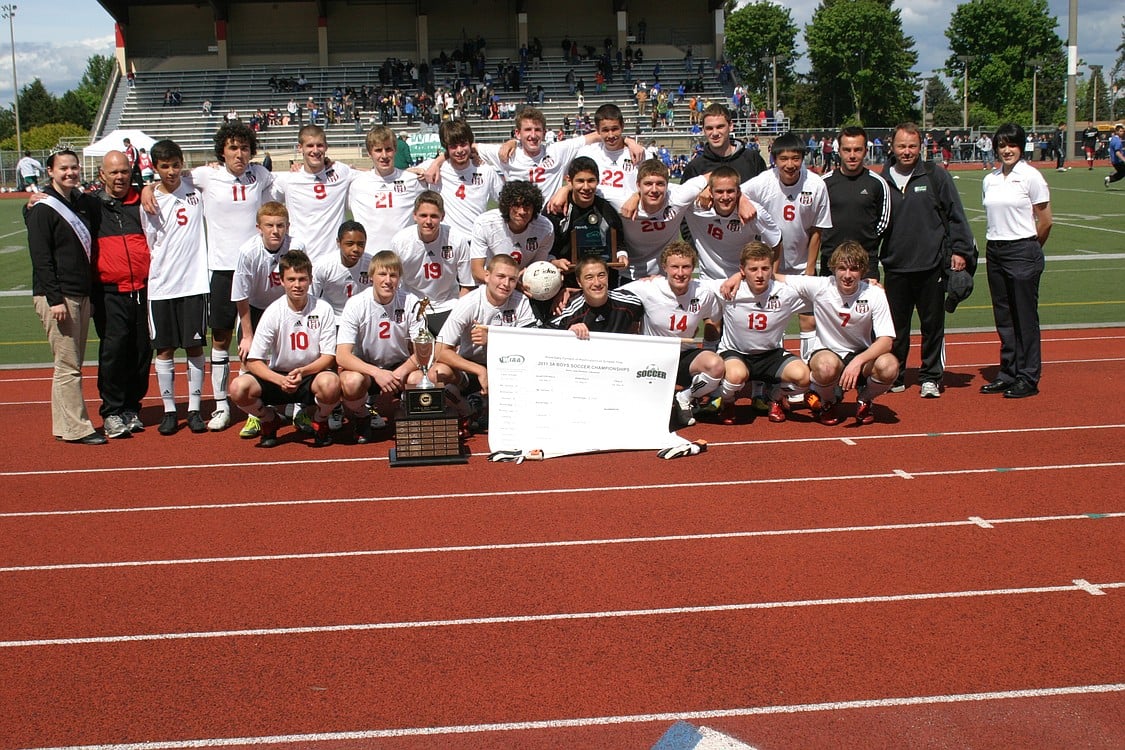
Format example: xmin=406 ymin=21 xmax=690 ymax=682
xmin=0 ymin=328 xmax=1122 ymax=748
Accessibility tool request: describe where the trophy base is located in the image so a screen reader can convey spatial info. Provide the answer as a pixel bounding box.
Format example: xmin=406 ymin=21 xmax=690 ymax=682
xmin=389 ymin=402 xmax=469 ymax=467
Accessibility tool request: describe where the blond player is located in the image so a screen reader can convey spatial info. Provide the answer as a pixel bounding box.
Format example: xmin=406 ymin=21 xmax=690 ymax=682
xmin=336 ymin=251 xmax=454 ymax=443
xmin=686 ymin=166 xmax=781 ymax=281
xmin=622 ymin=241 xmax=724 ymax=427
xmin=272 ymin=125 xmax=353 ymax=263
xmin=349 ymin=126 xmax=426 ymax=243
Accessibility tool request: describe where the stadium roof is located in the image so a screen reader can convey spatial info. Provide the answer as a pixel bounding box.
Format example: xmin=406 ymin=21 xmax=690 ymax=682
xmin=97 ymin=0 xmax=332 ymax=24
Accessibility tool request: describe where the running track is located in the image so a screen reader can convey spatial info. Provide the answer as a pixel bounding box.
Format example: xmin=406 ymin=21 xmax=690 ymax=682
xmin=0 ymin=329 xmax=1122 ymax=749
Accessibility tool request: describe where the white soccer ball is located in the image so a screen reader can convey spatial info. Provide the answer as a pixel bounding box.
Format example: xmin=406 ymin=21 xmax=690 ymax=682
xmin=522 ymin=261 xmax=563 ymax=301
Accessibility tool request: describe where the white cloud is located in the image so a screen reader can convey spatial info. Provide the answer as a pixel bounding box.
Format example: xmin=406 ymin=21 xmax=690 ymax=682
xmin=6 ymin=36 xmax=115 ymax=96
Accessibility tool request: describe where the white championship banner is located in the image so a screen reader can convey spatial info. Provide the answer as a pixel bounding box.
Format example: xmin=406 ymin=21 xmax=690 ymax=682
xmin=486 ymin=327 xmax=687 ymax=458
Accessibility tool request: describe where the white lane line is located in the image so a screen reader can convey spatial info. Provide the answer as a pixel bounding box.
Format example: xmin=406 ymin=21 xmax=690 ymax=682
xmin=0 ymin=354 xmax=1117 ymax=406
xmin=2 ymin=512 xmax=1119 ymax=574
xmin=1073 ymin=579 xmax=1108 ymax=596
xmin=893 ymin=469 xmax=913 ymax=479
xmin=2 ymin=423 xmax=1122 ymax=480
xmin=3 ymin=580 xmax=1123 ymax=649
xmin=2 ymin=460 xmax=1122 ymax=519
xmin=18 ymin=683 xmax=1125 ymax=749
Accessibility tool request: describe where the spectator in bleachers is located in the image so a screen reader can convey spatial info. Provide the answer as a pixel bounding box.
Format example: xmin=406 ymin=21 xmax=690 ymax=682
xmin=202 ymin=99 xmax=213 ymax=116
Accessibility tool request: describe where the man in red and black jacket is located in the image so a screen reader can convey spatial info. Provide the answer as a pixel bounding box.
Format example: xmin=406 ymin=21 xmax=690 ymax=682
xmin=92 ymin=150 xmax=153 ymax=438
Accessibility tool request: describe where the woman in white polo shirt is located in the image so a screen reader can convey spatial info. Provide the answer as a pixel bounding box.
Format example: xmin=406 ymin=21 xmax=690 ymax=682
xmin=980 ymin=123 xmax=1052 ymax=399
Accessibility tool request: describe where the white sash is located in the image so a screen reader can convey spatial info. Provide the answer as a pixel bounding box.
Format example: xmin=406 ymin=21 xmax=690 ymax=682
xmin=38 ymin=195 xmax=93 ymax=261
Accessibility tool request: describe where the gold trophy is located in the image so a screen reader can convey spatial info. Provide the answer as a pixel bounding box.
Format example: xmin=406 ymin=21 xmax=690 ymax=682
xmin=391 ymin=297 xmax=467 ymax=466
xmin=411 ymin=298 xmax=437 ymax=390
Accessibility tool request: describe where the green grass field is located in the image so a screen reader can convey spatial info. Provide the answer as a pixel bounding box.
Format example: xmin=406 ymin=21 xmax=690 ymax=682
xmin=2 ymin=166 xmax=1123 ymax=366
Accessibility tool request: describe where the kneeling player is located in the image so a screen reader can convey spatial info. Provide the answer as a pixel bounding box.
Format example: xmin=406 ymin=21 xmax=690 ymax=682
xmin=229 ymin=250 xmax=341 ymax=447
xmin=778 ymin=241 xmax=896 ymax=425
xmin=623 ymin=241 xmax=724 ymax=427
xmin=551 ymin=256 xmax=645 ymax=337
xmin=436 ymin=254 xmax=537 ymax=431
xmin=336 ymin=251 xmax=454 ymax=443
xmin=714 ymin=241 xmax=809 ymax=424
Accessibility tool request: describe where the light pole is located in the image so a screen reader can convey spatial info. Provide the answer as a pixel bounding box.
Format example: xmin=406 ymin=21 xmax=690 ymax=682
xmin=1088 ymin=64 xmax=1102 ymax=123
xmin=760 ymin=53 xmax=789 ymax=114
xmin=1027 ymin=57 xmax=1046 ymax=128
xmin=1 ymin=5 xmax=18 ymax=157
xmin=957 ymin=54 xmax=977 ymax=129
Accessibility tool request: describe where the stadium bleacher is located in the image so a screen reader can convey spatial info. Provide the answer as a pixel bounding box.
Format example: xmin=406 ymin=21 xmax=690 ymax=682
xmin=104 ymin=52 xmax=788 ymax=161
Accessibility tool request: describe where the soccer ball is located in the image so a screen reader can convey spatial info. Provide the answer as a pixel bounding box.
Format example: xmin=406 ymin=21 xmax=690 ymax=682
xmin=522 ymin=261 xmax=563 ymax=301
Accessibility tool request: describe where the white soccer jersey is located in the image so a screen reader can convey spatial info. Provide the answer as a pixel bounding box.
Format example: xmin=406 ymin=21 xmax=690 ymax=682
xmin=272 ymin=161 xmax=353 ymax=263
xmin=622 ymin=276 xmax=723 ymax=352
xmin=390 ymin=224 xmax=474 ymax=312
xmin=249 ymin=295 xmax=337 ymax=373
xmin=685 ymin=201 xmax=782 ymax=280
xmin=348 ymin=167 xmax=425 ymax=245
xmin=191 ymin=163 xmax=275 ymax=271
xmin=436 ymin=285 xmax=537 ymax=364
xmin=577 ymin=142 xmax=639 ymax=211
xmin=470 ymin=210 xmax=555 ymax=269
xmin=742 ymin=167 xmax=832 ymax=274
xmin=337 ymin=287 xmax=423 ymax=369
xmin=231 ymin=235 xmax=305 ymax=310
xmin=142 ymin=179 xmax=210 ymax=300
xmin=312 ymin=253 xmax=373 ymax=315
xmin=620 ymin=176 xmax=706 ymax=280
xmin=422 ymin=159 xmax=504 ymax=236
xmin=477 ymin=137 xmax=586 ymax=200
xmin=709 ymin=278 xmax=805 ymax=354
xmin=783 ymin=275 xmax=894 ymax=357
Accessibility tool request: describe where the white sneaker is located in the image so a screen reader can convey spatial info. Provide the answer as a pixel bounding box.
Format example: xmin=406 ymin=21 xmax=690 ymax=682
xmin=920 ymin=381 xmax=941 ymax=399
xmin=207 ymin=409 xmax=231 ymax=431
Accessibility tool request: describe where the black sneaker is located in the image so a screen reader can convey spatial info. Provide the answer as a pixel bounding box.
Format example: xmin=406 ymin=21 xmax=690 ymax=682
xmin=353 ymin=414 xmax=372 ymax=444
xmin=186 ymin=411 xmax=207 ymax=433
xmin=311 ymin=420 xmax=333 ymax=448
xmin=256 ymin=416 xmax=280 ymax=448
xmin=158 ymin=412 xmax=178 ymax=435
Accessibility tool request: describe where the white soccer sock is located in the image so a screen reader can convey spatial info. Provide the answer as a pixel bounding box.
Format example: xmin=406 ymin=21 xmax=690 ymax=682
xmin=314 ymin=396 xmax=335 ymax=422
xmin=156 ymin=358 xmax=176 ymax=412
xmin=691 ymin=372 xmax=722 ymax=400
xmin=810 ymin=377 xmax=836 ymax=405
xmin=799 ymin=330 xmax=817 ymax=361
xmin=858 ymin=377 xmax=892 ymax=404
xmin=187 ymin=355 xmax=205 ymax=411
xmin=211 ymin=350 xmax=230 ymax=411
xmin=719 ymin=379 xmax=743 ymax=401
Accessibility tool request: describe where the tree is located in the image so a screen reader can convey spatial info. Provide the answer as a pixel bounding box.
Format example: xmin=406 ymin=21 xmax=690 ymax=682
xmin=0 ymin=122 xmax=88 ymax=151
xmin=78 ymin=55 xmax=114 ymax=94
xmin=804 ymin=0 xmax=918 ymax=126
xmin=944 ymin=0 xmax=1064 ymax=125
xmin=18 ymin=79 xmax=59 ymax=130
xmin=923 ymin=78 xmax=961 ymax=128
xmin=724 ymin=2 xmax=799 ymax=110
xmin=1076 ymin=69 xmax=1112 ymax=122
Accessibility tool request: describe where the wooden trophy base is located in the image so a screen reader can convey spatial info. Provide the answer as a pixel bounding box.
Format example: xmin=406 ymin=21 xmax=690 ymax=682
xmin=389 ymin=387 xmax=468 ymax=467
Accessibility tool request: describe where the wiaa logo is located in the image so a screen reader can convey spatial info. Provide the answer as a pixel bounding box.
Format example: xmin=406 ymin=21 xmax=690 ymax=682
xmin=499 ymin=355 xmax=525 ymax=364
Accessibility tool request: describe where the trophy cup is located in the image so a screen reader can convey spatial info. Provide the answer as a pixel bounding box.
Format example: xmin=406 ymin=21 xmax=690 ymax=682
xmin=411 ymin=301 xmax=437 ymax=390
xmin=390 ymin=297 xmax=468 ymax=467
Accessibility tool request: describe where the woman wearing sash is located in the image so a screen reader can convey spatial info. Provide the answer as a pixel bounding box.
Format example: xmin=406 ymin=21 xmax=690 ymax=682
xmin=26 ymin=150 xmax=106 ymax=444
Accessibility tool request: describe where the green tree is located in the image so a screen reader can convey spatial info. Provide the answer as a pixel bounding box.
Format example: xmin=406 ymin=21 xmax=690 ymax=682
xmin=78 ymin=54 xmax=114 ymax=94
xmin=724 ymin=2 xmax=799 ymax=109
xmin=921 ymin=77 xmax=960 ymax=128
xmin=804 ymin=0 xmax=918 ymax=126
xmin=0 ymin=122 xmax=88 ymax=151
xmin=944 ymin=0 xmax=1064 ymax=124
xmin=1076 ymin=69 xmax=1112 ymax=122
xmin=18 ymin=79 xmax=59 ymax=130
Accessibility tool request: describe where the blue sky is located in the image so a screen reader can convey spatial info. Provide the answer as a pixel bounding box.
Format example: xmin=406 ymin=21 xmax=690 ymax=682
xmin=1 ymin=1 xmax=1120 ymax=100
